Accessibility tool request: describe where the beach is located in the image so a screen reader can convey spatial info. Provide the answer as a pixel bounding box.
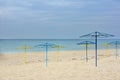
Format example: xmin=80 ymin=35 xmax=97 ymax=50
xmin=0 ymin=0 xmax=120 ymax=79
xmin=0 ymin=49 xmax=120 ymax=80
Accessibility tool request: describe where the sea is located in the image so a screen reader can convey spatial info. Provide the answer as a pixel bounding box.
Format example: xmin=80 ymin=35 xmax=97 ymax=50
xmin=0 ymin=39 xmax=119 ymax=54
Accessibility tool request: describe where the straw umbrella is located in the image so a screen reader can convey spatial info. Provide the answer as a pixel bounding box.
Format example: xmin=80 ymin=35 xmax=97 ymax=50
xmin=80 ymin=31 xmax=114 ymax=67
xmin=52 ymin=45 xmax=65 ymax=62
xmin=17 ymin=45 xmax=32 ymax=64
xmin=35 ymin=43 xmax=56 ymax=67
xmin=108 ymin=41 xmax=120 ymax=59
xmin=77 ymin=41 xmax=95 ymax=62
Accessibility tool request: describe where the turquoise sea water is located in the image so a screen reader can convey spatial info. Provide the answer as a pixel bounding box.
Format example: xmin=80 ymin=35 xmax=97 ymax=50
xmin=0 ymin=39 xmax=119 ymax=54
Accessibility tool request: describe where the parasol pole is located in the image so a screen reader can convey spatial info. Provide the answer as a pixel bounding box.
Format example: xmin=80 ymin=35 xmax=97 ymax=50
xmin=106 ymin=45 xmax=109 ymax=56
xmin=46 ymin=43 xmax=48 ymax=67
xmin=24 ymin=46 xmax=27 ymax=64
xmin=57 ymin=48 xmax=60 ymax=62
xmin=95 ymin=32 xmax=98 ymax=67
xmin=116 ymin=42 xmax=118 ymax=59
xmin=85 ymin=43 xmax=88 ymax=62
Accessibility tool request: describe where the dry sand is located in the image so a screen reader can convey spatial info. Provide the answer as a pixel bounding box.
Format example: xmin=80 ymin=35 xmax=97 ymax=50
xmin=0 ymin=49 xmax=120 ymax=80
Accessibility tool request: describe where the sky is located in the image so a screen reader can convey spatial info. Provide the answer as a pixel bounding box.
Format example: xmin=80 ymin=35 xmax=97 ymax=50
xmin=0 ymin=0 xmax=120 ymax=39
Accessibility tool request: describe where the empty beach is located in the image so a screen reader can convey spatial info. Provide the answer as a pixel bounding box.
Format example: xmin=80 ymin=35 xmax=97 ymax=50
xmin=0 ymin=49 xmax=120 ymax=80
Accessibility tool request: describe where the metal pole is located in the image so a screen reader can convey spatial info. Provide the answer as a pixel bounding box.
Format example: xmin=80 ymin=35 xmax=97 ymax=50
xmin=106 ymin=45 xmax=109 ymax=56
xmin=57 ymin=48 xmax=60 ymax=62
xmin=46 ymin=43 xmax=48 ymax=67
xmin=95 ymin=32 xmax=98 ymax=67
xmin=24 ymin=47 xmax=27 ymax=64
xmin=116 ymin=42 xmax=118 ymax=59
xmin=86 ymin=43 xmax=88 ymax=62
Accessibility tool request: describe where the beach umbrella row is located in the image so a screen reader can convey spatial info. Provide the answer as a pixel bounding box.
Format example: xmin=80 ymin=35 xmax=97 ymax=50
xmin=17 ymin=43 xmax=65 ymax=67
xmin=17 ymin=40 xmax=119 ymax=67
xmin=16 ymin=31 xmax=118 ymax=67
xmin=80 ymin=31 xmax=114 ymax=67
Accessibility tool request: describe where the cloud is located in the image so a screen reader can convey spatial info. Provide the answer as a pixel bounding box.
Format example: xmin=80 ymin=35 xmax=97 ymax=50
xmin=40 ymin=0 xmax=96 ymax=8
xmin=0 ymin=0 xmax=96 ymax=20
xmin=0 ymin=0 xmax=31 ymax=18
xmin=0 ymin=0 xmax=33 ymax=7
xmin=0 ymin=0 xmax=120 ymax=24
xmin=42 ymin=0 xmax=79 ymax=7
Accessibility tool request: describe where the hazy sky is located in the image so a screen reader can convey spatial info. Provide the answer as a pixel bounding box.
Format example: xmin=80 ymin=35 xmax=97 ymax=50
xmin=0 ymin=0 xmax=120 ymax=39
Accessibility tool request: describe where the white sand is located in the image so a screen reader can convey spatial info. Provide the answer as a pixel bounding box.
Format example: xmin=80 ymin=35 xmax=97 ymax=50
xmin=0 ymin=49 xmax=120 ymax=80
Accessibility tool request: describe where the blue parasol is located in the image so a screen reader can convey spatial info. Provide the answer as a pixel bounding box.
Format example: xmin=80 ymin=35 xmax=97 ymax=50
xmin=80 ymin=31 xmax=114 ymax=67
xmin=35 ymin=43 xmax=56 ymax=67
xmin=77 ymin=41 xmax=95 ymax=62
xmin=108 ymin=41 xmax=120 ymax=59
